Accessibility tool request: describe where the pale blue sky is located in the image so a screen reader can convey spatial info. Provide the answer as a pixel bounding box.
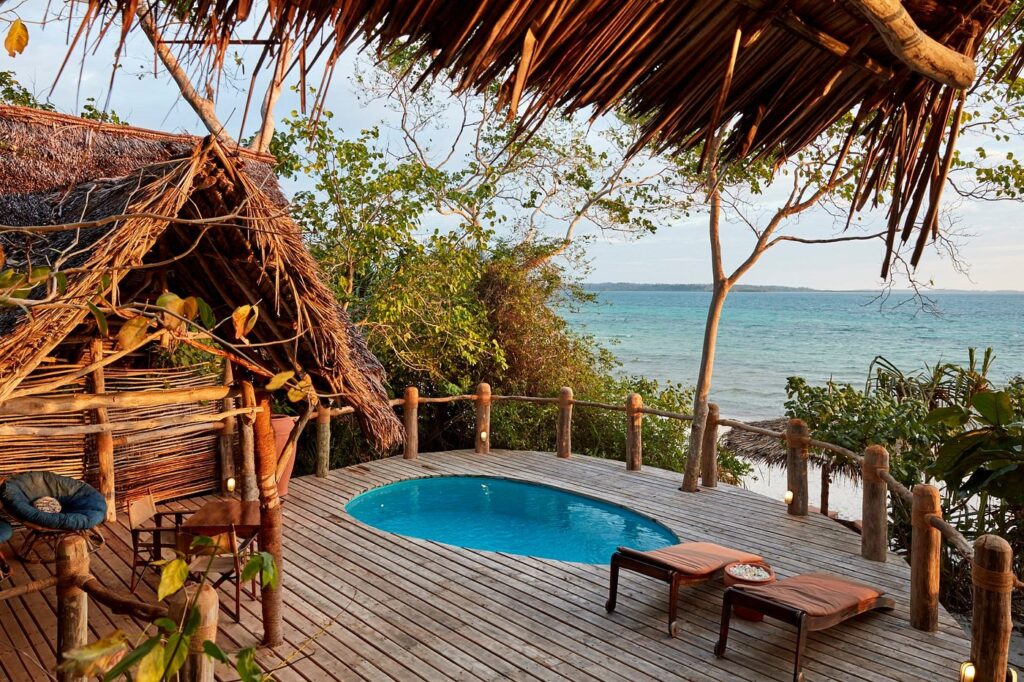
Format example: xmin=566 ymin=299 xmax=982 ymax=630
xmin=3 ymin=6 xmax=1022 ymax=291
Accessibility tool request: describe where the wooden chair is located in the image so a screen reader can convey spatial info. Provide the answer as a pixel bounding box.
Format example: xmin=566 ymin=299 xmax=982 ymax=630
xmin=714 ymin=573 xmax=895 ymax=681
xmin=187 ymin=524 xmax=255 ymax=622
xmin=606 ymin=542 xmax=764 ymax=636
xmin=128 ymin=492 xmax=187 ymax=593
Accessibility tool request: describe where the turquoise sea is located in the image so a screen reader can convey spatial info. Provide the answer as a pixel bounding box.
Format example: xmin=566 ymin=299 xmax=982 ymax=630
xmin=565 ymin=290 xmax=1024 ymax=421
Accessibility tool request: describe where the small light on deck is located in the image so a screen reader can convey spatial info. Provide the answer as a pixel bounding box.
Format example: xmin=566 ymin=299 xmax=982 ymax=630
xmin=783 ymin=490 xmax=794 ymax=505
xmin=480 ymin=431 xmax=488 ymax=442
xmin=226 ymin=477 xmax=236 ymax=493
xmin=959 ymin=662 xmax=975 ymax=682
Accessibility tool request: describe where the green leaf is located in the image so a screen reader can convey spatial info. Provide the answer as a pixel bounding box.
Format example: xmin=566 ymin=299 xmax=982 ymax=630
xmin=235 ymin=647 xmax=263 ymax=682
xmin=189 ymin=535 xmax=216 ymax=550
xmin=202 ymin=640 xmax=230 ymax=664
xmin=183 ymin=603 xmax=201 ymax=637
xmin=157 ymin=558 xmax=189 ymax=601
xmin=117 ymin=316 xmax=151 ymax=350
xmin=972 ymin=391 xmax=1014 ymax=427
xmin=55 ymin=271 xmax=68 ymax=293
xmin=195 ymin=297 xmax=216 ymax=329
xmin=153 ymin=617 xmax=177 ymax=634
xmin=265 ymin=371 xmax=295 ymax=391
xmin=924 ymin=405 xmax=969 ymax=427
xmin=88 ymin=302 xmax=109 ymax=337
xmin=163 ymin=632 xmax=189 ymax=679
xmin=241 ymin=551 xmax=279 ymax=589
xmin=102 ymin=635 xmax=159 ymax=681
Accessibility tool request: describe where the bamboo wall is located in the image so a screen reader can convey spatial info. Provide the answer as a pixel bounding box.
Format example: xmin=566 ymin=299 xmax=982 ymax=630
xmin=1 ymin=360 xmax=224 ymax=509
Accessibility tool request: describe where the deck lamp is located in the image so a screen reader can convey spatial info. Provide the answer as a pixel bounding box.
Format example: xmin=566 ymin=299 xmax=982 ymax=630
xmin=480 ymin=431 xmax=488 ymax=442
xmin=226 ymin=477 xmax=236 ymax=493
xmin=959 ymin=662 xmax=1019 ymax=682
xmin=783 ymin=490 xmax=794 ymax=505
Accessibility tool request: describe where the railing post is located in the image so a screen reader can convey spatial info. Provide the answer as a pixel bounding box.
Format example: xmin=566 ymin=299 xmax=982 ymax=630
xmin=252 ymin=386 xmax=284 ymax=647
xmin=971 ymin=534 xmax=1014 ymax=682
xmin=475 ymin=382 xmax=491 ymax=454
xmin=910 ymin=483 xmax=941 ymax=632
xmin=239 ymin=383 xmax=258 ymax=502
xmin=218 ymin=359 xmax=237 ymax=494
xmin=57 ymin=535 xmax=88 ymax=682
xmin=861 ymin=445 xmax=889 ymax=562
xmin=90 ymin=339 xmax=116 ymax=522
xmin=699 ymin=402 xmax=719 ymax=487
xmin=404 ymin=386 xmax=419 ymax=460
xmin=784 ymin=419 xmax=809 ymax=516
xmin=169 ymin=583 xmax=219 ymax=682
xmin=556 ymin=386 xmax=573 ymax=458
xmin=820 ymin=462 xmax=831 ymax=516
xmin=315 ymin=402 xmax=331 ymax=478
xmin=626 ymin=393 xmax=643 ymax=471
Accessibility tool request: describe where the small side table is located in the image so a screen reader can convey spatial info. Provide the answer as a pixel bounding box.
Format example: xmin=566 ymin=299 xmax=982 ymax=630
xmin=723 ymin=561 xmax=776 ymax=621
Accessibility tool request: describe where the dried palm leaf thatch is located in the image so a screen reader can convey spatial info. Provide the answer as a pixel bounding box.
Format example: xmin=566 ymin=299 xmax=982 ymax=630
xmin=0 ymin=106 xmax=402 ymax=451
xmin=69 ymin=0 xmax=1021 ymax=275
xmin=721 ymin=418 xmax=863 ymax=482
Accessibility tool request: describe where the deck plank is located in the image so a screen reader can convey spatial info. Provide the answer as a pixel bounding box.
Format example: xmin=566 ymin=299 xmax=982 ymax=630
xmin=0 ymin=449 xmax=971 ymax=681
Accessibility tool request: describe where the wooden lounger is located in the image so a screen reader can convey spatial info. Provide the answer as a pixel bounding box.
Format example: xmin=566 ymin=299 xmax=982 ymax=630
xmin=714 ymin=573 xmax=896 ymax=682
xmin=606 ymin=542 xmax=763 ymax=636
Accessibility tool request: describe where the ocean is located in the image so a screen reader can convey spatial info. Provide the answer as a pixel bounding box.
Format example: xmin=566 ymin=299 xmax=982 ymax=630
xmin=565 ymin=289 xmax=1024 ymax=518
xmin=565 ymin=290 xmax=1024 ymax=421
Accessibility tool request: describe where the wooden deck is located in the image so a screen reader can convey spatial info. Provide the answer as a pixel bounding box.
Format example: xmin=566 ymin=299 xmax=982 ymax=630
xmin=0 ymin=449 xmax=970 ymax=681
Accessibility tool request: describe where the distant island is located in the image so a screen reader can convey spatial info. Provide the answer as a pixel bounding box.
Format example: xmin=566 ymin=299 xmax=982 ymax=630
xmin=585 ymin=282 xmax=818 ymax=293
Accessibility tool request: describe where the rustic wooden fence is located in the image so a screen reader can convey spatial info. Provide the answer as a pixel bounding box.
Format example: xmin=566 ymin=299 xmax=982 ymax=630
xmin=313 ymin=382 xmax=1017 ymax=682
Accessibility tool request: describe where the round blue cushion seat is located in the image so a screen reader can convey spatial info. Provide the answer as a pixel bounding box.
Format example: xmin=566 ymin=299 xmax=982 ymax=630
xmin=0 ymin=518 xmax=11 ymax=544
xmin=1 ymin=472 xmax=106 ymax=531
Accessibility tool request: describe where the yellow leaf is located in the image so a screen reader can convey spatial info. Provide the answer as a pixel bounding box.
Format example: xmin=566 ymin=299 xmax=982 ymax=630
xmin=182 ymin=296 xmax=199 ymax=321
xmin=265 ymin=370 xmax=294 ymax=391
xmin=157 ymin=558 xmax=188 ymax=601
xmin=232 ymin=304 xmax=253 ymax=340
xmin=4 ymin=19 xmax=28 ymax=58
xmin=245 ymin=304 xmax=259 ymax=333
xmin=57 ymin=631 xmax=128 ymax=678
xmin=136 ymin=642 xmax=165 ymax=682
xmin=286 ymin=375 xmax=312 ymax=403
xmin=117 ymin=316 xmax=151 ymax=351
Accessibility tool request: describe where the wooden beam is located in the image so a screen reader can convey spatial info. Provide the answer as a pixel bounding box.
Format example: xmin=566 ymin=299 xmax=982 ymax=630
xmin=89 ymin=339 xmax=116 ymax=523
xmin=0 ymin=385 xmax=236 ymax=416
xmin=219 ymin=360 xmax=237 ymax=493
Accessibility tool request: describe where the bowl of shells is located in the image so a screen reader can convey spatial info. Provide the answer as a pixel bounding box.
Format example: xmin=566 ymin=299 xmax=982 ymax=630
xmin=723 ymin=561 xmax=776 ymax=621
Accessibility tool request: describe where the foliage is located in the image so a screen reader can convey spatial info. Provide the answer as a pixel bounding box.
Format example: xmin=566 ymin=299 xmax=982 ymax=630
xmin=0 ymin=71 xmax=52 ymax=109
xmin=80 ymin=97 xmax=128 ymax=125
xmin=60 ymin=536 xmax=278 ymax=682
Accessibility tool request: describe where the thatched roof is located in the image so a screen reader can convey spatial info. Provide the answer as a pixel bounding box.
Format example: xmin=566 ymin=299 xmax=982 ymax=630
xmin=77 ymin=0 xmax=1023 ymax=275
xmin=721 ymin=418 xmax=862 ymax=482
xmin=0 ymin=106 xmax=402 ymax=450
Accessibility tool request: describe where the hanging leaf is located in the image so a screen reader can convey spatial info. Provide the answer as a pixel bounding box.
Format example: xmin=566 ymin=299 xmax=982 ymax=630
xmin=163 ymin=632 xmax=190 ymax=679
xmin=182 ymin=295 xmax=199 ymax=321
xmin=88 ymin=302 xmax=108 ymax=337
xmin=156 ymin=292 xmax=186 ymax=330
xmin=55 ymin=271 xmax=68 ymax=294
xmin=101 ymin=635 xmax=159 ymax=682
xmin=157 ymin=557 xmax=189 ymax=601
xmin=195 ymin=297 xmax=215 ymax=328
xmin=58 ymin=631 xmax=128 ymax=679
xmin=117 ymin=316 xmax=150 ymax=350
xmin=202 ymin=640 xmax=231 ymax=664
xmin=265 ymin=370 xmax=294 ymax=391
xmin=0 ymin=269 xmax=25 ymax=289
xmin=232 ymin=304 xmax=259 ymax=341
xmin=4 ymin=19 xmax=28 ymax=58
xmin=27 ymin=265 xmax=50 ymax=284
xmin=235 ymin=647 xmax=263 ymax=682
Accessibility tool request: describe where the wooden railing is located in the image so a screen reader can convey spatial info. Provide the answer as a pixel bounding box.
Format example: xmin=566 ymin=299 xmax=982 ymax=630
xmin=314 ymin=383 xmax=1017 ymax=682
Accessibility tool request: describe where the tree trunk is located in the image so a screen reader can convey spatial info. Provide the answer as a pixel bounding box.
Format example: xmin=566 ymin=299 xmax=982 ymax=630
xmin=681 ymin=278 xmax=729 ymax=491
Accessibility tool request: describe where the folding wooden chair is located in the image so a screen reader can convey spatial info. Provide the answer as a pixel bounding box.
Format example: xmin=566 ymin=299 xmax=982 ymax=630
xmin=128 ymin=492 xmax=187 ymax=593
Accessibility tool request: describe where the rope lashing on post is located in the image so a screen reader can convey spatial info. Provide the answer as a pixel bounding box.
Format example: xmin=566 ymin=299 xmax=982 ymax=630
xmin=973 ymin=563 xmax=1016 ymax=593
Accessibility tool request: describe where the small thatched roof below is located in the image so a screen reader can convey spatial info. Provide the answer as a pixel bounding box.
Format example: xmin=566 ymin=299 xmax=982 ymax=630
xmin=721 ymin=418 xmax=862 ymax=482
xmin=0 ymin=106 xmax=402 ymax=450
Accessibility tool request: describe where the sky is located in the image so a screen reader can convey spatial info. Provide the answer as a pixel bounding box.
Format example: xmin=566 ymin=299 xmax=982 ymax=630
xmin=3 ymin=4 xmax=1023 ymax=292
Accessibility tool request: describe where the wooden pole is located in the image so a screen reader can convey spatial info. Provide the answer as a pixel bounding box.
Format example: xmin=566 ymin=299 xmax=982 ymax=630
xmin=315 ymin=403 xmax=331 ymax=477
xmin=89 ymin=339 xmax=116 ymax=522
xmin=785 ymin=419 xmax=809 ymax=516
xmin=56 ymin=535 xmax=88 ymax=682
xmin=218 ymin=360 xmax=237 ymax=493
xmin=253 ymin=389 xmax=284 ymax=647
xmin=169 ymin=583 xmax=219 ymax=682
xmin=861 ymin=445 xmax=890 ymax=562
xmin=475 ymin=383 xmax=491 ymax=455
xmin=910 ymin=483 xmax=942 ymax=632
xmin=699 ymin=402 xmax=719 ymax=487
xmin=403 ymin=387 xmax=419 ymax=460
xmin=239 ymin=383 xmax=258 ymax=503
xmin=556 ymin=387 xmax=573 ymax=459
xmin=820 ymin=462 xmax=831 ymax=517
xmin=626 ymin=393 xmax=643 ymax=471
xmin=971 ymin=534 xmax=1014 ymax=682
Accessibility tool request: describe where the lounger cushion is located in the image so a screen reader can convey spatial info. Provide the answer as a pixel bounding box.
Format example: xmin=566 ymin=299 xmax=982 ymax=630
xmin=0 ymin=519 xmax=10 ymax=544
xmin=633 ymin=542 xmax=764 ymax=576
xmin=1 ymin=472 xmax=106 ymax=531
xmin=737 ymin=573 xmax=884 ymax=617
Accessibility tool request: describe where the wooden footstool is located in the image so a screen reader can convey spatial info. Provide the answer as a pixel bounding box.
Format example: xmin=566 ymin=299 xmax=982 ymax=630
xmin=714 ymin=573 xmax=895 ymax=681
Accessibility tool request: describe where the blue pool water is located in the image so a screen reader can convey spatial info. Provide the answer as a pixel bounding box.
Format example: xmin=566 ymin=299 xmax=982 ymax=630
xmin=345 ymin=476 xmax=678 ymax=563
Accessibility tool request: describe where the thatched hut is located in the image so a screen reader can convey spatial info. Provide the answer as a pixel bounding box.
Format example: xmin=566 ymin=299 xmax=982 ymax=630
xmin=0 ymin=105 xmax=402 ymax=513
